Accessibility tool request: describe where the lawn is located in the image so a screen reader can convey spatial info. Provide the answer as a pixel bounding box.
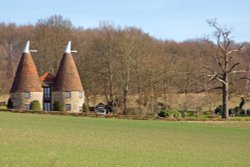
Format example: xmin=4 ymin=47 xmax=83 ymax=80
xmin=0 ymin=112 xmax=250 ymax=167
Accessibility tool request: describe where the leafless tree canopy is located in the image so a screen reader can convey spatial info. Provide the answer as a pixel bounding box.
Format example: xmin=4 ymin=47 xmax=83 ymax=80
xmin=0 ymin=15 xmax=249 ymax=115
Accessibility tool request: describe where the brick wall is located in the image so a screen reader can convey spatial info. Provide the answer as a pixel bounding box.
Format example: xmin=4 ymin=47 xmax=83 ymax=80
xmin=52 ymin=91 xmax=84 ymax=113
xmin=10 ymin=92 xmax=43 ymax=110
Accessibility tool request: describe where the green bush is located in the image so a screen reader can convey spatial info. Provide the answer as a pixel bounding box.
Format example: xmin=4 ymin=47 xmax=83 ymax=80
xmin=7 ymin=98 xmax=13 ymax=109
xmin=228 ymin=106 xmax=245 ymax=116
xmin=166 ymin=109 xmax=181 ymax=118
xmin=215 ymin=105 xmax=223 ymax=115
xmin=158 ymin=111 xmax=166 ymax=117
xmin=247 ymin=109 xmax=250 ymax=115
xmin=30 ymin=100 xmax=41 ymax=110
xmin=53 ymin=101 xmax=65 ymax=111
xmin=158 ymin=109 xmax=181 ymax=118
xmin=82 ymin=103 xmax=89 ymax=112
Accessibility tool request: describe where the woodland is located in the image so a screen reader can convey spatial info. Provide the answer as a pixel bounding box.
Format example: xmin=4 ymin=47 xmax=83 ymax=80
xmin=0 ymin=15 xmax=250 ymax=117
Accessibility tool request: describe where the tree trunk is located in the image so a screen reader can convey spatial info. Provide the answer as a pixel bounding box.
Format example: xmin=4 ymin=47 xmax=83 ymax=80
xmin=244 ymin=102 xmax=247 ymax=115
xmin=222 ymin=75 xmax=229 ymax=119
xmin=108 ymin=77 xmax=114 ymax=114
xmin=108 ymin=51 xmax=114 ymax=103
xmin=123 ymin=85 xmax=128 ymax=115
xmin=163 ymin=80 xmax=167 ymax=109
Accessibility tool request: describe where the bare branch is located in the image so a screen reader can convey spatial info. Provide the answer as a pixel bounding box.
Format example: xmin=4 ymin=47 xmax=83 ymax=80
xmin=231 ymin=76 xmax=250 ymax=85
xmin=207 ymin=72 xmax=226 ymax=85
xmin=205 ymin=53 xmax=224 ymax=72
xmin=225 ymin=37 xmax=231 ymax=48
xmin=228 ymin=63 xmax=240 ymax=73
xmin=207 ymin=73 xmax=218 ymax=83
xmin=216 ymin=77 xmax=226 ymax=85
xmin=231 ymin=69 xmax=250 ymax=74
xmin=216 ymin=33 xmax=225 ymax=54
xmin=226 ymin=45 xmax=246 ymax=55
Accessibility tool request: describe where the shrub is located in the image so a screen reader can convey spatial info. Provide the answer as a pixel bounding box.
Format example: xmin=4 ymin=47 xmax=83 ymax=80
xmin=166 ymin=109 xmax=181 ymax=118
xmin=7 ymin=98 xmax=13 ymax=109
xmin=233 ymin=106 xmax=243 ymax=115
xmin=247 ymin=109 xmax=250 ymax=115
xmin=30 ymin=100 xmax=41 ymax=110
xmin=82 ymin=103 xmax=89 ymax=112
xmin=228 ymin=106 xmax=245 ymax=116
xmin=158 ymin=109 xmax=181 ymax=118
xmin=158 ymin=111 xmax=166 ymax=117
xmin=53 ymin=101 xmax=65 ymax=111
xmin=214 ymin=105 xmax=223 ymax=115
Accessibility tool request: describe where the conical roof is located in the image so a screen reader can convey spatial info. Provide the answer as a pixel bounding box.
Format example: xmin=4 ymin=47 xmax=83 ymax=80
xmin=10 ymin=41 xmax=42 ymax=93
xmin=53 ymin=41 xmax=83 ymax=92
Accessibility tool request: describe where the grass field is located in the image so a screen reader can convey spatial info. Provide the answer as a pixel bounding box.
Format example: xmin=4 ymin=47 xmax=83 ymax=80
xmin=0 ymin=112 xmax=250 ymax=167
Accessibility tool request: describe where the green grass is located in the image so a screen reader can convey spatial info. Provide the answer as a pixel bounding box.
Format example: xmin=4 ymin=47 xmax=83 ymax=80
xmin=0 ymin=106 xmax=6 ymax=109
xmin=0 ymin=112 xmax=250 ymax=167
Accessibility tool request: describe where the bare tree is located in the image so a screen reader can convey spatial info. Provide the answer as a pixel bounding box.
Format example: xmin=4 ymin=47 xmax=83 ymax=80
xmin=92 ymin=23 xmax=119 ymax=104
xmin=206 ymin=19 xmax=246 ymax=119
xmin=33 ymin=15 xmax=73 ymax=74
xmin=116 ymin=28 xmax=142 ymax=114
xmin=73 ymin=29 xmax=97 ymax=107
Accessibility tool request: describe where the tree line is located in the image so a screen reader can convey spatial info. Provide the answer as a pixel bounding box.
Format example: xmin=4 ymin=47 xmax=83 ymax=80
xmin=0 ymin=15 xmax=249 ymax=117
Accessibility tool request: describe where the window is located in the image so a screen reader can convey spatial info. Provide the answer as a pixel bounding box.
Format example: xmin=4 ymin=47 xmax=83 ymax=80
xmin=65 ymin=104 xmax=71 ymax=111
xmin=25 ymin=104 xmax=30 ymax=110
xmin=24 ymin=92 xmax=30 ymax=99
xmin=65 ymin=92 xmax=71 ymax=98
xmin=44 ymin=87 xmax=51 ymax=99
xmin=44 ymin=102 xmax=51 ymax=111
xmin=79 ymin=92 xmax=84 ymax=99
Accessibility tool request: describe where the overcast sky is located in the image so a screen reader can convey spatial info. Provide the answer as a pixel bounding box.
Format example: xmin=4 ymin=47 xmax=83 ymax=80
xmin=1 ymin=0 xmax=249 ymax=42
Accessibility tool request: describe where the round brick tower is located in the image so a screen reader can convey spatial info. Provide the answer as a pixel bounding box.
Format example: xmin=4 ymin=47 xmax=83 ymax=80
xmin=52 ymin=41 xmax=84 ymax=112
xmin=10 ymin=41 xmax=43 ymax=110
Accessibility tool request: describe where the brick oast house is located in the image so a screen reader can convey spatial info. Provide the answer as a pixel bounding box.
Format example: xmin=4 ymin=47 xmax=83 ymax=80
xmin=52 ymin=41 xmax=84 ymax=112
xmin=10 ymin=41 xmax=43 ymax=110
xmin=10 ymin=41 xmax=85 ymax=112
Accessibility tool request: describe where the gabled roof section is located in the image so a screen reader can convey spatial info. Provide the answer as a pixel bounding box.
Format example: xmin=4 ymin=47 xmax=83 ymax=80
xmin=10 ymin=41 xmax=42 ymax=93
xmin=40 ymin=72 xmax=54 ymax=83
xmin=53 ymin=41 xmax=83 ymax=92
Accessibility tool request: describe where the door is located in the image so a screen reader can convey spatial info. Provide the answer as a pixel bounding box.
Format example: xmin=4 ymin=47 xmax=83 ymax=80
xmin=44 ymin=102 xmax=51 ymax=111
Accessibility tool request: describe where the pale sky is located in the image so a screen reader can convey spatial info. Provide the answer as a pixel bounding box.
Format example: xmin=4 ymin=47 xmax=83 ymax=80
xmin=0 ymin=0 xmax=250 ymax=42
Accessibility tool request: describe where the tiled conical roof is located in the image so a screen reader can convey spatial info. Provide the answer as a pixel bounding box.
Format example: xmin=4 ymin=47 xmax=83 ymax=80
xmin=10 ymin=41 xmax=42 ymax=93
xmin=53 ymin=41 xmax=83 ymax=91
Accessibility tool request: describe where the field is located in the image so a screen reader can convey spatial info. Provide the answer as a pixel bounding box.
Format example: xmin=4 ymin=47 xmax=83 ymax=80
xmin=0 ymin=112 xmax=250 ymax=167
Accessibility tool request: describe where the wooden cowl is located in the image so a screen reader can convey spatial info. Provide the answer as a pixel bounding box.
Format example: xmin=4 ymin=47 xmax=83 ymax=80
xmin=10 ymin=52 xmax=42 ymax=93
xmin=53 ymin=53 xmax=83 ymax=92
